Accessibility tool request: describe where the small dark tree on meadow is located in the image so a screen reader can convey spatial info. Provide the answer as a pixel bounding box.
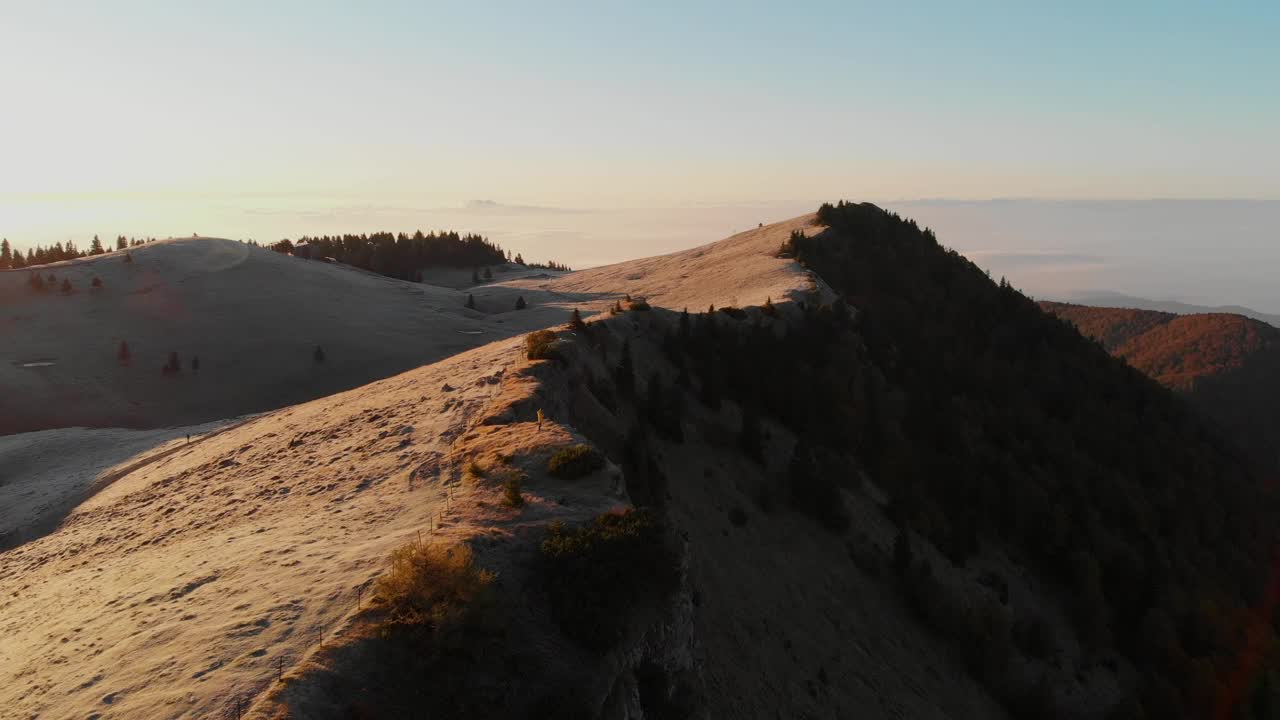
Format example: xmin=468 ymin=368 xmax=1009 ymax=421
xmin=47 ymin=273 xmax=56 ymax=284
xmin=118 ymin=341 xmax=131 ymax=366
xmin=61 ymin=278 xmax=73 ymax=294
xmin=314 ymin=345 xmax=326 ymax=364
xmin=515 ymin=296 xmax=527 ymax=310
xmin=91 ymin=277 xmax=103 ymax=289
xmin=569 ymin=308 xmax=586 ymax=332
xmin=28 ymin=272 xmax=44 ymax=292
xmin=465 ymin=293 xmax=476 ymax=309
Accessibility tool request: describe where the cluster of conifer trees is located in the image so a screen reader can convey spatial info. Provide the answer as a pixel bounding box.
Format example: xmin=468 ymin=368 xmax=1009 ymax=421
xmin=789 ymin=201 xmax=1280 ymax=719
xmin=268 ymin=231 xmax=512 ymax=282
xmin=0 ymin=236 xmax=152 ymax=269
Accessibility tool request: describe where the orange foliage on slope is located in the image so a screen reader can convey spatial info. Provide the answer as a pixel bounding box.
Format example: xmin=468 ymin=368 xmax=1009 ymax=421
xmin=1040 ymin=302 xmax=1279 ymax=390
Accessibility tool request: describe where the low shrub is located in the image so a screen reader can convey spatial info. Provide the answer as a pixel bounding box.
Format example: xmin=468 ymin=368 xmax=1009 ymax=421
xmin=375 ymin=542 xmax=496 ymax=640
xmin=547 ymin=444 xmax=605 ymax=479
xmin=541 ymin=508 xmax=680 ymax=651
xmin=501 ymin=474 xmax=525 ymax=507
xmin=525 ymin=330 xmax=559 ymax=360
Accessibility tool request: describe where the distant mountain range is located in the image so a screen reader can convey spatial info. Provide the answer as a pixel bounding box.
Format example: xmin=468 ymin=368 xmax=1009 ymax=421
xmin=1060 ymin=290 xmax=1280 ymax=328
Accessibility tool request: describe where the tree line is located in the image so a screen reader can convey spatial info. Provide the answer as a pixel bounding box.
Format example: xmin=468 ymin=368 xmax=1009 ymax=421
xmin=266 ymin=231 xmax=568 ymax=282
xmin=0 ymin=236 xmax=154 ymax=270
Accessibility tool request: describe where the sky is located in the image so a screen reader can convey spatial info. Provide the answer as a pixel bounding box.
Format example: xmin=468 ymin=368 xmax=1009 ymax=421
xmin=1 ymin=2 xmax=1278 ymax=307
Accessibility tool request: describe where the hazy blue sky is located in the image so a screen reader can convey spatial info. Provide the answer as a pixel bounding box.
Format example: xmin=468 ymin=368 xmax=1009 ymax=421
xmin=2 ymin=3 xmax=1277 ymax=307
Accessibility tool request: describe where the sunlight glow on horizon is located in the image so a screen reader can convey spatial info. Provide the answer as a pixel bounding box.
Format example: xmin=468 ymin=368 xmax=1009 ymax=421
xmin=1 ymin=2 xmax=1277 ymax=309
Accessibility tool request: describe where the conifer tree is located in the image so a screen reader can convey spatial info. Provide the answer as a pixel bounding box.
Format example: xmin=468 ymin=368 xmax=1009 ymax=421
xmin=61 ymin=278 xmax=72 ymax=293
xmin=91 ymin=277 xmax=103 ymax=289
xmin=89 ymin=235 xmax=104 ymax=255
xmin=465 ymin=293 xmax=476 ymax=309
xmin=515 ymin=296 xmax=527 ymax=310
xmin=569 ymin=308 xmax=586 ymax=332
xmin=0 ymin=239 xmax=10 ymax=269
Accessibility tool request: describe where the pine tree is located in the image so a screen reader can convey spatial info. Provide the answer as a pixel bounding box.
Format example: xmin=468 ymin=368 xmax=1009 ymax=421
xmin=89 ymin=235 xmax=104 ymax=255
xmin=465 ymin=293 xmax=476 ymax=309
xmin=116 ymin=236 xmax=127 ymax=250
xmin=28 ymin=272 xmax=43 ymax=292
xmin=515 ymin=296 xmax=527 ymax=310
xmin=118 ymin=341 xmax=131 ymax=365
xmin=569 ymin=308 xmax=586 ymax=331
xmin=0 ymin=239 xmax=10 ymax=269
xmin=61 ymin=278 xmax=72 ymax=293
xmin=91 ymin=277 xmax=103 ymax=289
